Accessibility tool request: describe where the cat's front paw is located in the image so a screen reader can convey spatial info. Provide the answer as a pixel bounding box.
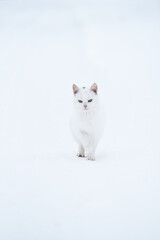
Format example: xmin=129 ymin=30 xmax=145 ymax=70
xmin=77 ymin=154 xmax=85 ymax=158
xmin=87 ymin=155 xmax=95 ymax=161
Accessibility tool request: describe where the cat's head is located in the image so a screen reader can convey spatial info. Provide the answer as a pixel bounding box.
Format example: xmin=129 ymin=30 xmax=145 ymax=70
xmin=72 ymin=83 xmax=98 ymax=111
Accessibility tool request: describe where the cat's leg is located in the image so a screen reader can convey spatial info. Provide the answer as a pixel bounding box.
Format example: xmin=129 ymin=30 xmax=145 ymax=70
xmin=77 ymin=144 xmax=85 ymax=157
xmin=85 ymin=144 xmax=96 ymax=161
xmin=80 ymin=132 xmax=96 ymax=160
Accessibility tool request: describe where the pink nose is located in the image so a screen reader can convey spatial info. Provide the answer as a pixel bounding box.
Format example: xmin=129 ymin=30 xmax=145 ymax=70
xmin=84 ymin=104 xmax=87 ymax=109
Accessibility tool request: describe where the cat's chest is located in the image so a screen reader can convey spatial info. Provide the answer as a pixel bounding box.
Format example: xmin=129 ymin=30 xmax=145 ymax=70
xmin=77 ymin=113 xmax=97 ymax=131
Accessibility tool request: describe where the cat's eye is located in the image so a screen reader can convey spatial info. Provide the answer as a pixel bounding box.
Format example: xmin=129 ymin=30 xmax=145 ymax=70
xmin=88 ymin=99 xmax=93 ymax=102
xmin=78 ymin=100 xmax=83 ymax=103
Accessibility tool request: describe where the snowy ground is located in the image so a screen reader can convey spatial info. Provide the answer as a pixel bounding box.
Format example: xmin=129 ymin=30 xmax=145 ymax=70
xmin=0 ymin=0 xmax=160 ymax=239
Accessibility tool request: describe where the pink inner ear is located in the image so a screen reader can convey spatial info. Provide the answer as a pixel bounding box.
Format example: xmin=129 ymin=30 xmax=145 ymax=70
xmin=90 ymin=83 xmax=98 ymax=94
xmin=73 ymin=84 xmax=79 ymax=95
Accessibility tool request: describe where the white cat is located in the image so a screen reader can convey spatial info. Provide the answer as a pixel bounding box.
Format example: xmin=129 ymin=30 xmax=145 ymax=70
xmin=70 ymin=83 xmax=105 ymax=160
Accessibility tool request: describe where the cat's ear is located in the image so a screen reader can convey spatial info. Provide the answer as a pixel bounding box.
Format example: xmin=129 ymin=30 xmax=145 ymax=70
xmin=90 ymin=83 xmax=98 ymax=95
xmin=72 ymin=84 xmax=79 ymax=95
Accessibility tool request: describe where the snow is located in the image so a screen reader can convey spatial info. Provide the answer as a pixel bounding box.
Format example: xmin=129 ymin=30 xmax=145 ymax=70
xmin=0 ymin=0 xmax=160 ymax=239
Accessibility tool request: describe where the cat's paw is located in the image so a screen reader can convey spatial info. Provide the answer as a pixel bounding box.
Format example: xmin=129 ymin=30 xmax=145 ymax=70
xmin=87 ymin=155 xmax=95 ymax=161
xmin=77 ymin=154 xmax=85 ymax=158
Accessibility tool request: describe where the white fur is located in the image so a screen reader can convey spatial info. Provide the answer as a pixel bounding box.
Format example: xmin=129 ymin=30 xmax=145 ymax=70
xmin=70 ymin=84 xmax=105 ymax=160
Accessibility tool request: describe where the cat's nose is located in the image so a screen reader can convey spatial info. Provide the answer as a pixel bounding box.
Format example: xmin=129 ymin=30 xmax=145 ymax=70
xmin=84 ymin=104 xmax=87 ymax=109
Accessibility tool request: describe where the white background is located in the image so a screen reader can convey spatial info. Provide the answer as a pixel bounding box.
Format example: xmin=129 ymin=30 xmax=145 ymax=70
xmin=0 ymin=0 xmax=160 ymax=239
